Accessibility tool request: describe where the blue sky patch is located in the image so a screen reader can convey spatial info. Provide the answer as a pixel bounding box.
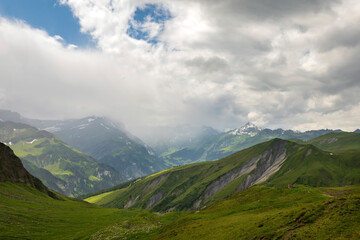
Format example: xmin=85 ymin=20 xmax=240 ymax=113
xmin=127 ymin=4 xmax=171 ymax=44
xmin=0 ymin=0 xmax=94 ymax=48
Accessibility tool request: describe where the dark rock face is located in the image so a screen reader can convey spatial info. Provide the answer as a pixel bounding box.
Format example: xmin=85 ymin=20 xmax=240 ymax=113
xmin=191 ymin=155 xmax=261 ymax=210
xmin=192 ymin=139 xmax=288 ymax=210
xmin=146 ymin=192 xmax=163 ymax=209
xmin=236 ymin=139 xmax=287 ymax=192
xmin=0 ymin=143 xmax=56 ymax=198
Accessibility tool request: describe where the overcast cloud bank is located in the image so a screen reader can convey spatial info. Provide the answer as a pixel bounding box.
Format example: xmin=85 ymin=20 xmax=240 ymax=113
xmin=0 ymin=0 xmax=359 ymax=136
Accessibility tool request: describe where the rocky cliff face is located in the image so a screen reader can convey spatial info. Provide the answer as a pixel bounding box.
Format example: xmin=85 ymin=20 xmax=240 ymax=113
xmin=236 ymin=140 xmax=287 ymax=192
xmin=192 ymin=139 xmax=287 ymax=209
xmin=0 ymin=142 xmax=56 ymax=198
xmin=128 ymin=139 xmax=289 ymax=211
xmin=96 ymin=139 xmax=292 ymax=211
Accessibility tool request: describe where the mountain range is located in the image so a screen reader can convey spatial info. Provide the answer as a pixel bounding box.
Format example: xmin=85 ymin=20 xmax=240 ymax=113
xmin=154 ymin=122 xmax=344 ymax=167
xmin=1 ymin=123 xmax=359 ymax=239
xmin=0 ymin=109 xmax=357 ymax=201
xmin=0 ymin=121 xmax=123 ymax=197
xmin=86 ymin=132 xmax=360 ymax=212
xmin=40 ymin=116 xmax=165 ymax=180
xmin=0 ymin=110 xmax=165 ymax=181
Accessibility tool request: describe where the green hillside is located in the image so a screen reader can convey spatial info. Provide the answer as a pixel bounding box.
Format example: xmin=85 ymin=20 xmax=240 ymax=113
xmin=86 ymin=138 xmax=360 ymax=212
xmin=154 ymin=185 xmax=360 ymax=240
xmin=0 ymin=142 xmax=56 ymax=198
xmin=0 ymin=121 xmax=124 ymax=196
xmin=0 ymin=111 xmax=166 ymax=181
xmin=0 ymin=182 xmax=188 ymax=240
xmin=42 ymin=116 xmax=166 ymax=180
xmin=304 ymin=132 xmax=360 ymax=153
xmin=4 ymin=182 xmax=358 ymax=239
xmin=1 ymin=138 xmax=359 ymax=239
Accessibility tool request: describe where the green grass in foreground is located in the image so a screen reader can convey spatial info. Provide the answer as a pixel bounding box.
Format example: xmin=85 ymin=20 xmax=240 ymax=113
xmin=0 ymin=182 xmax=186 ymax=240
xmin=153 ymin=185 xmax=360 ymax=240
xmin=1 ymin=182 xmax=359 ymax=239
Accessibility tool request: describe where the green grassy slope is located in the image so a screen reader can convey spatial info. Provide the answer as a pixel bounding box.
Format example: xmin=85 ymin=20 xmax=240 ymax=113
xmin=265 ymin=144 xmax=360 ymax=187
xmin=52 ymin=117 xmax=166 ymax=180
xmin=2 ymin=182 xmax=359 ymax=239
xmin=0 ymin=110 xmax=166 ymax=180
xmin=305 ymin=132 xmax=360 ymax=153
xmin=85 ymin=140 xmax=273 ymax=211
xmin=0 ymin=182 xmax=187 ymax=240
xmin=0 ymin=121 xmax=124 ymax=197
xmin=154 ymin=185 xmax=360 ymax=240
xmin=86 ymin=138 xmax=360 ymax=212
xmin=1 ymin=138 xmax=359 ymax=239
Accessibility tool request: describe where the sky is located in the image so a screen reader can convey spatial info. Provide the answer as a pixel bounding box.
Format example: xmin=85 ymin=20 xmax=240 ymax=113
xmin=0 ymin=0 xmax=359 ymax=136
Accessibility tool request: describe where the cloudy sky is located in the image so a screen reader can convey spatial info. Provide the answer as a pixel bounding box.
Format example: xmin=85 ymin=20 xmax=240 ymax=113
xmin=0 ymin=0 xmax=359 ymax=135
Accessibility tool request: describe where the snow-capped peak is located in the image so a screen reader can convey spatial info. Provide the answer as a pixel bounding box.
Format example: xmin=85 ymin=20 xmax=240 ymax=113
xmin=230 ymin=122 xmax=262 ymax=136
xmin=242 ymin=122 xmax=257 ymax=129
xmin=87 ymin=117 xmax=95 ymax=122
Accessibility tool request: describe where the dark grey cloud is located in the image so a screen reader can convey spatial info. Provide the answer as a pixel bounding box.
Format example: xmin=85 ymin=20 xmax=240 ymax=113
xmin=216 ymin=0 xmax=339 ymax=20
xmin=184 ymin=56 xmax=228 ymax=73
xmin=317 ymin=46 xmax=360 ymax=94
xmin=318 ymin=25 xmax=360 ymax=52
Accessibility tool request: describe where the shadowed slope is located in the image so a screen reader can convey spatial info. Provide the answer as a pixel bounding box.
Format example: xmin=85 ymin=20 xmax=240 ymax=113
xmin=0 ymin=142 xmax=54 ymax=197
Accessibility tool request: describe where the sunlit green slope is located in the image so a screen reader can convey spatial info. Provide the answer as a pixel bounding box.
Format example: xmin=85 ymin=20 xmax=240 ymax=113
xmin=305 ymin=132 xmax=360 ymax=153
xmin=2 ymin=139 xmax=359 ymax=240
xmin=86 ymin=138 xmax=360 ymax=212
xmin=0 ymin=182 xmax=187 ymax=240
xmin=154 ymin=185 xmax=360 ymax=240
xmin=0 ymin=121 xmax=124 ymax=196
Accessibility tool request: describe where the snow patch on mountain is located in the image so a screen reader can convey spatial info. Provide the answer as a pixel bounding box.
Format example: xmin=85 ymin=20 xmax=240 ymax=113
xmin=44 ymin=126 xmax=61 ymax=132
xmin=230 ymin=122 xmax=262 ymax=136
xmin=100 ymin=123 xmax=110 ymax=130
xmin=87 ymin=118 xmax=95 ymax=122
xmin=27 ymin=139 xmax=38 ymax=144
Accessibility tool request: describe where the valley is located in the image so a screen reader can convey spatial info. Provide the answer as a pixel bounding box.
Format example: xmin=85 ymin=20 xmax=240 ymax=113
xmin=1 ymin=1 xmax=359 ymax=239
xmin=0 ymin=110 xmax=359 ymax=239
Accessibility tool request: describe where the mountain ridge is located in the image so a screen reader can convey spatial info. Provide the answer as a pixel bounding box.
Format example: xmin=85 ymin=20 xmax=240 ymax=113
xmin=0 ymin=110 xmax=166 ymax=180
xmin=158 ymin=122 xmax=343 ymax=166
xmin=0 ymin=121 xmax=124 ymax=197
xmin=86 ymin=134 xmax=360 ymax=212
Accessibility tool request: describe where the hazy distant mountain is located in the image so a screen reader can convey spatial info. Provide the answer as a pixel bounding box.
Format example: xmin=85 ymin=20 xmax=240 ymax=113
xmin=158 ymin=122 xmax=342 ymax=166
xmin=0 ymin=110 xmax=348 ymax=173
xmin=0 ymin=109 xmax=59 ymax=129
xmin=0 ymin=110 xmax=166 ymax=180
xmin=0 ymin=121 xmax=124 ymax=196
xmin=44 ymin=116 xmax=166 ymax=180
xmin=354 ymin=129 xmax=360 ymax=133
xmin=141 ymin=124 xmax=220 ymax=155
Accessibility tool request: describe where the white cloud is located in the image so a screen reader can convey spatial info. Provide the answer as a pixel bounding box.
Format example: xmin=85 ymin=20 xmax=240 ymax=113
xmin=54 ymin=35 xmax=64 ymax=41
xmin=1 ymin=0 xmax=360 ymax=137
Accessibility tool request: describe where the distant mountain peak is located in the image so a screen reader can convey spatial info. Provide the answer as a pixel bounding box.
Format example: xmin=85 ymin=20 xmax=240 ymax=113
xmin=230 ymin=122 xmax=262 ymax=136
xmin=243 ymin=122 xmax=258 ymax=128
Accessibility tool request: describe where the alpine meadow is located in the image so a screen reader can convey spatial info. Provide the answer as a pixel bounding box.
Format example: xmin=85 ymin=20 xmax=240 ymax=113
xmin=0 ymin=0 xmax=359 ymax=239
